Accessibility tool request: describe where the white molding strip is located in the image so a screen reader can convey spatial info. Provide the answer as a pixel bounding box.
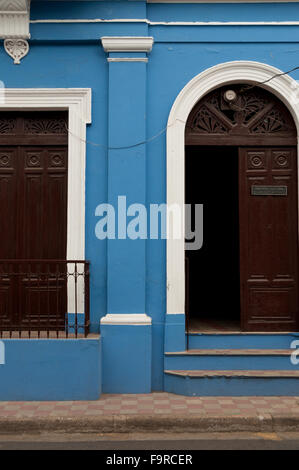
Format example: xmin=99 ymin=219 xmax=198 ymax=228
xmin=101 ymin=36 xmax=154 ymax=53
xmin=166 ymin=61 xmax=299 ymax=315
xmin=0 ymin=0 xmax=31 ymax=39
xmin=147 ymin=0 xmax=299 ymax=3
xmin=30 ymin=19 xmax=148 ymax=24
xmin=108 ymin=58 xmax=148 ymax=62
xmin=101 ymin=314 xmax=152 ymax=326
xmin=30 ymin=18 xmax=299 ymax=26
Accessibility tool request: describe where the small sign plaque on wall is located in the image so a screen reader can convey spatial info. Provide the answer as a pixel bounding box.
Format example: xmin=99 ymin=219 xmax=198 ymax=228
xmin=251 ymin=185 xmax=288 ymax=196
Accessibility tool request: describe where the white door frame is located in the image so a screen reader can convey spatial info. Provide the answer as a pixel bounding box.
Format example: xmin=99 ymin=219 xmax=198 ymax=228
xmin=166 ymin=61 xmax=299 ymax=316
xmin=0 ymin=88 xmax=92 ymax=261
xmin=0 ymin=88 xmax=91 ymax=315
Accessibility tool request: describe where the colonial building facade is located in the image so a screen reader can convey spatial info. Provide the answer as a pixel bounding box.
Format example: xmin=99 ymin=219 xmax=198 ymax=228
xmin=0 ymin=0 xmax=299 ymax=399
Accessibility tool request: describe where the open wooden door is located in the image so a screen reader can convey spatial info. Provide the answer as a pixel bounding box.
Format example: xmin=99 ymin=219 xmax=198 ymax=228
xmin=239 ymin=147 xmax=299 ymax=331
xmin=185 ymin=84 xmax=299 ymax=332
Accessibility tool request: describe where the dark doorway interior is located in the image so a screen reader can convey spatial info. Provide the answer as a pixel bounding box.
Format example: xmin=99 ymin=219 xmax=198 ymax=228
xmin=185 ymin=146 xmax=240 ymax=324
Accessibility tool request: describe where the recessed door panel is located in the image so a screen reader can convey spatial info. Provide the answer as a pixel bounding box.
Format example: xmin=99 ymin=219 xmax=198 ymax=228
xmin=239 ymin=147 xmax=299 ymax=331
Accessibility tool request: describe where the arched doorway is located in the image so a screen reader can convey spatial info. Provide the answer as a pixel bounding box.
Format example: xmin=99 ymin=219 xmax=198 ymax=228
xmin=185 ymin=84 xmax=298 ymax=331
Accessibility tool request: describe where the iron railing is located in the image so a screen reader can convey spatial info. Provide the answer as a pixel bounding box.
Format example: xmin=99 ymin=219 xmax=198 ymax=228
xmin=0 ymin=260 xmax=90 ymax=338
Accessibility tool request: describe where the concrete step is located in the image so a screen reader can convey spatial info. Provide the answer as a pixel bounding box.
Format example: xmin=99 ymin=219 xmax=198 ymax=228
xmin=164 ymin=370 xmax=299 ymax=396
xmin=165 ymin=370 xmax=299 ymax=377
xmin=166 ymin=349 xmax=294 ymax=355
xmin=165 ymin=349 xmax=299 ymax=370
xmin=188 ymin=332 xmax=299 ymax=350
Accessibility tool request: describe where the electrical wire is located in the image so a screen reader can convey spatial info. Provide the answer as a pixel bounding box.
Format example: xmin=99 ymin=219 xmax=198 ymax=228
xmin=66 ymin=123 xmax=171 ymax=150
xmin=239 ymin=65 xmax=299 ymax=93
xmin=67 ymin=65 xmax=299 ymax=150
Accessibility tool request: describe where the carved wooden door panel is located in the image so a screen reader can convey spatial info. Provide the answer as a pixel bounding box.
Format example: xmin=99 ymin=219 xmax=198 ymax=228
xmin=0 ymin=146 xmax=19 ymax=329
xmin=239 ymin=147 xmax=299 ymax=331
xmin=0 ymin=112 xmax=68 ymax=331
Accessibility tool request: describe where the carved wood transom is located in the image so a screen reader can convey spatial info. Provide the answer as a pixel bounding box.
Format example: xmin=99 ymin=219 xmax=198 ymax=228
xmin=0 ymin=112 xmax=68 ymax=135
xmin=185 ymin=85 xmax=296 ymax=145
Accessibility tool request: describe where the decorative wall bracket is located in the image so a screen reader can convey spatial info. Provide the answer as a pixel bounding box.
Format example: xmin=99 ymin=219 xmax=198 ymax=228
xmin=0 ymin=1 xmax=30 ymax=64
xmin=4 ymin=38 xmax=29 ymax=64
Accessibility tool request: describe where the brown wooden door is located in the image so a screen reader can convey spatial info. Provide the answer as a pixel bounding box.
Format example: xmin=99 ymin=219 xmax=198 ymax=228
xmin=0 ymin=112 xmax=68 ymax=331
xmin=239 ymin=147 xmax=299 ymax=331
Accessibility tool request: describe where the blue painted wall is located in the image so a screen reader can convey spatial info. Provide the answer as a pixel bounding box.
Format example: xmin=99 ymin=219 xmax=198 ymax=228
xmin=0 ymin=338 xmax=101 ymax=400
xmin=1 ymin=1 xmax=299 ymax=394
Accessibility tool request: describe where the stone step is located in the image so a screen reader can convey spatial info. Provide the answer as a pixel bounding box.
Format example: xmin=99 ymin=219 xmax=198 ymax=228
xmin=164 ymin=369 xmax=299 ymax=396
xmin=165 ymin=349 xmax=299 ymax=370
xmin=166 ymin=349 xmax=294 ymax=356
xmin=165 ymin=370 xmax=299 ymax=378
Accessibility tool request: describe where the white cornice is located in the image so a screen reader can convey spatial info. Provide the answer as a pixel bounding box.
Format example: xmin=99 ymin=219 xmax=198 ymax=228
xmin=0 ymin=0 xmax=29 ymax=11
xmin=101 ymin=36 xmax=154 ymax=53
xmin=0 ymin=0 xmax=30 ymax=39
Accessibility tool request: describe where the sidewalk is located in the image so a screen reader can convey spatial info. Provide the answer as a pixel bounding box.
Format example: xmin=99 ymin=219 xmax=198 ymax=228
xmin=1 ymin=393 xmax=299 ymax=434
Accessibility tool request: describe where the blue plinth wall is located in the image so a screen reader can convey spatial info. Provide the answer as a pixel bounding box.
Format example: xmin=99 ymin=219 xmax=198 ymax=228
xmin=0 ymin=338 xmax=101 ymax=401
xmin=101 ymin=315 xmax=152 ymax=393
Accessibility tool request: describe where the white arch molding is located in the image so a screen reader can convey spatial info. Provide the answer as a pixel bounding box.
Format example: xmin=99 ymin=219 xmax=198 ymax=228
xmin=166 ymin=61 xmax=299 ymax=315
